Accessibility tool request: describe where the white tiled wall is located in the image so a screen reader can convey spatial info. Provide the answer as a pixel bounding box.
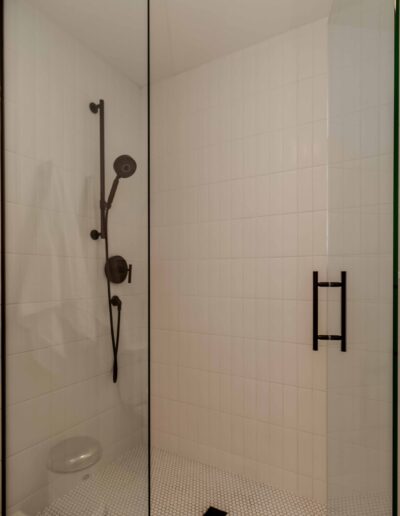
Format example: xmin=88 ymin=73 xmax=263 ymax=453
xmin=151 ymin=19 xmax=329 ymax=504
xmin=5 ymin=0 xmax=148 ymax=513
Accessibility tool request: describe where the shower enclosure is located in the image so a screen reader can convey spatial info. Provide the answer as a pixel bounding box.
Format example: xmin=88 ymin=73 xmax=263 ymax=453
xmin=1 ymin=0 xmax=398 ymax=515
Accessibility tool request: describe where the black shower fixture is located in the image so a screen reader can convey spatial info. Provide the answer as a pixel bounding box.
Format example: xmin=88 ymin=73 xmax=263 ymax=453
xmin=105 ymin=255 xmax=132 ymax=284
xmin=106 ymin=155 xmax=137 ymax=209
xmin=89 ymin=99 xmax=136 ymax=383
xmin=114 ymin=154 xmax=137 ymax=178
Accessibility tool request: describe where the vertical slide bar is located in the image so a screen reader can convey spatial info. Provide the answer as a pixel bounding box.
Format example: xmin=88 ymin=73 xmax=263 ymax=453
xmin=313 ymin=271 xmax=319 ymax=351
xmin=99 ymin=99 xmax=106 ymax=239
xmin=341 ymin=271 xmax=347 ymax=352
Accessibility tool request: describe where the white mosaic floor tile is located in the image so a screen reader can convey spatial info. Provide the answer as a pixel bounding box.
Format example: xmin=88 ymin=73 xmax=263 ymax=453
xmin=39 ymin=445 xmax=389 ymax=516
xmin=151 ymin=448 xmax=325 ymax=516
xmin=38 ymin=446 xmax=148 ymax=516
xmin=328 ymin=493 xmax=391 ymax=516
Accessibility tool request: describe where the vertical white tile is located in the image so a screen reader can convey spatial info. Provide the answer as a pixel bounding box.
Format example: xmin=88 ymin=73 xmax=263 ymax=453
xmin=298 ymin=167 xmax=313 ymax=212
xmin=313 ymin=75 xmax=327 ymax=121
xmin=313 ymin=19 xmax=328 ymax=76
xmin=283 ymin=385 xmax=298 ymax=429
xmin=298 ymin=79 xmax=313 ymax=125
xmin=298 ymin=124 xmax=313 ymax=168
xmin=284 ymin=428 xmax=298 ymax=472
xmin=298 ymin=432 xmax=313 ymax=476
xmin=298 ymin=389 xmax=313 ymax=433
xmin=297 ymin=25 xmax=313 ymax=79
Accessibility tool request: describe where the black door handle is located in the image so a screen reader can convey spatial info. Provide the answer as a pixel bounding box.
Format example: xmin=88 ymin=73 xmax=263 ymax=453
xmin=313 ymin=271 xmax=347 ymax=352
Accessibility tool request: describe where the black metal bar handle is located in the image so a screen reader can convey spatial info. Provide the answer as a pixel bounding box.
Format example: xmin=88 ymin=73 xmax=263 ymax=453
xmin=313 ymin=271 xmax=347 ymax=352
xmin=318 ymin=282 xmax=342 ymax=287
xmin=313 ymin=271 xmax=319 ymax=351
xmin=318 ymin=335 xmax=342 ymax=341
xmin=341 ymin=271 xmax=347 ymax=352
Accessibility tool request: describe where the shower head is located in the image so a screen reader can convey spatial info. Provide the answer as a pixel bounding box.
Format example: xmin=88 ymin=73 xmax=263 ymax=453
xmin=106 ymin=155 xmax=137 ymax=209
xmin=113 ymin=155 xmax=137 ymax=179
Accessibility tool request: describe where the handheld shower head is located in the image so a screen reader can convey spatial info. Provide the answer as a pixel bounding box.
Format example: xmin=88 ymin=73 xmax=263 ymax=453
xmin=113 ymin=155 xmax=137 ymax=178
xmin=107 ymin=155 xmax=137 ymax=208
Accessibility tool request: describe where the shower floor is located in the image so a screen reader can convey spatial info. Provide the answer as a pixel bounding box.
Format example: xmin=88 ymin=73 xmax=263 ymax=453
xmin=38 ymin=446 xmax=326 ymax=516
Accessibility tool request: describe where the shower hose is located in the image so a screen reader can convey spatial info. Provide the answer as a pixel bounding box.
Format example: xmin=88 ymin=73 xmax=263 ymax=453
xmin=104 ymin=208 xmax=121 ymax=383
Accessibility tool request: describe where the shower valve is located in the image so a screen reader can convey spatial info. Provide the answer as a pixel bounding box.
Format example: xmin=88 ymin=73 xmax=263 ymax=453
xmin=105 ymin=255 xmax=132 ymax=284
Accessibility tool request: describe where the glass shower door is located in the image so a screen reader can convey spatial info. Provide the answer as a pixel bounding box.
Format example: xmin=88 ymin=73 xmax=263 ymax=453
xmin=327 ymin=0 xmax=395 ymax=514
xmin=3 ymin=1 xmax=149 ymax=514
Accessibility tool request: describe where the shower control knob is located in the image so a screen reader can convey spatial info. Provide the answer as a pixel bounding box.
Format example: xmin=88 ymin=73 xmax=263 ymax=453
xmin=105 ymin=255 xmax=132 ymax=284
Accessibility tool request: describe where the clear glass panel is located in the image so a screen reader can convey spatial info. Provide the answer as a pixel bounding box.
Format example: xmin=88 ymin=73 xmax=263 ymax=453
xmin=328 ymin=0 xmax=394 ymax=514
xmin=150 ymin=2 xmax=331 ymax=513
xmin=4 ymin=0 xmax=148 ymax=514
